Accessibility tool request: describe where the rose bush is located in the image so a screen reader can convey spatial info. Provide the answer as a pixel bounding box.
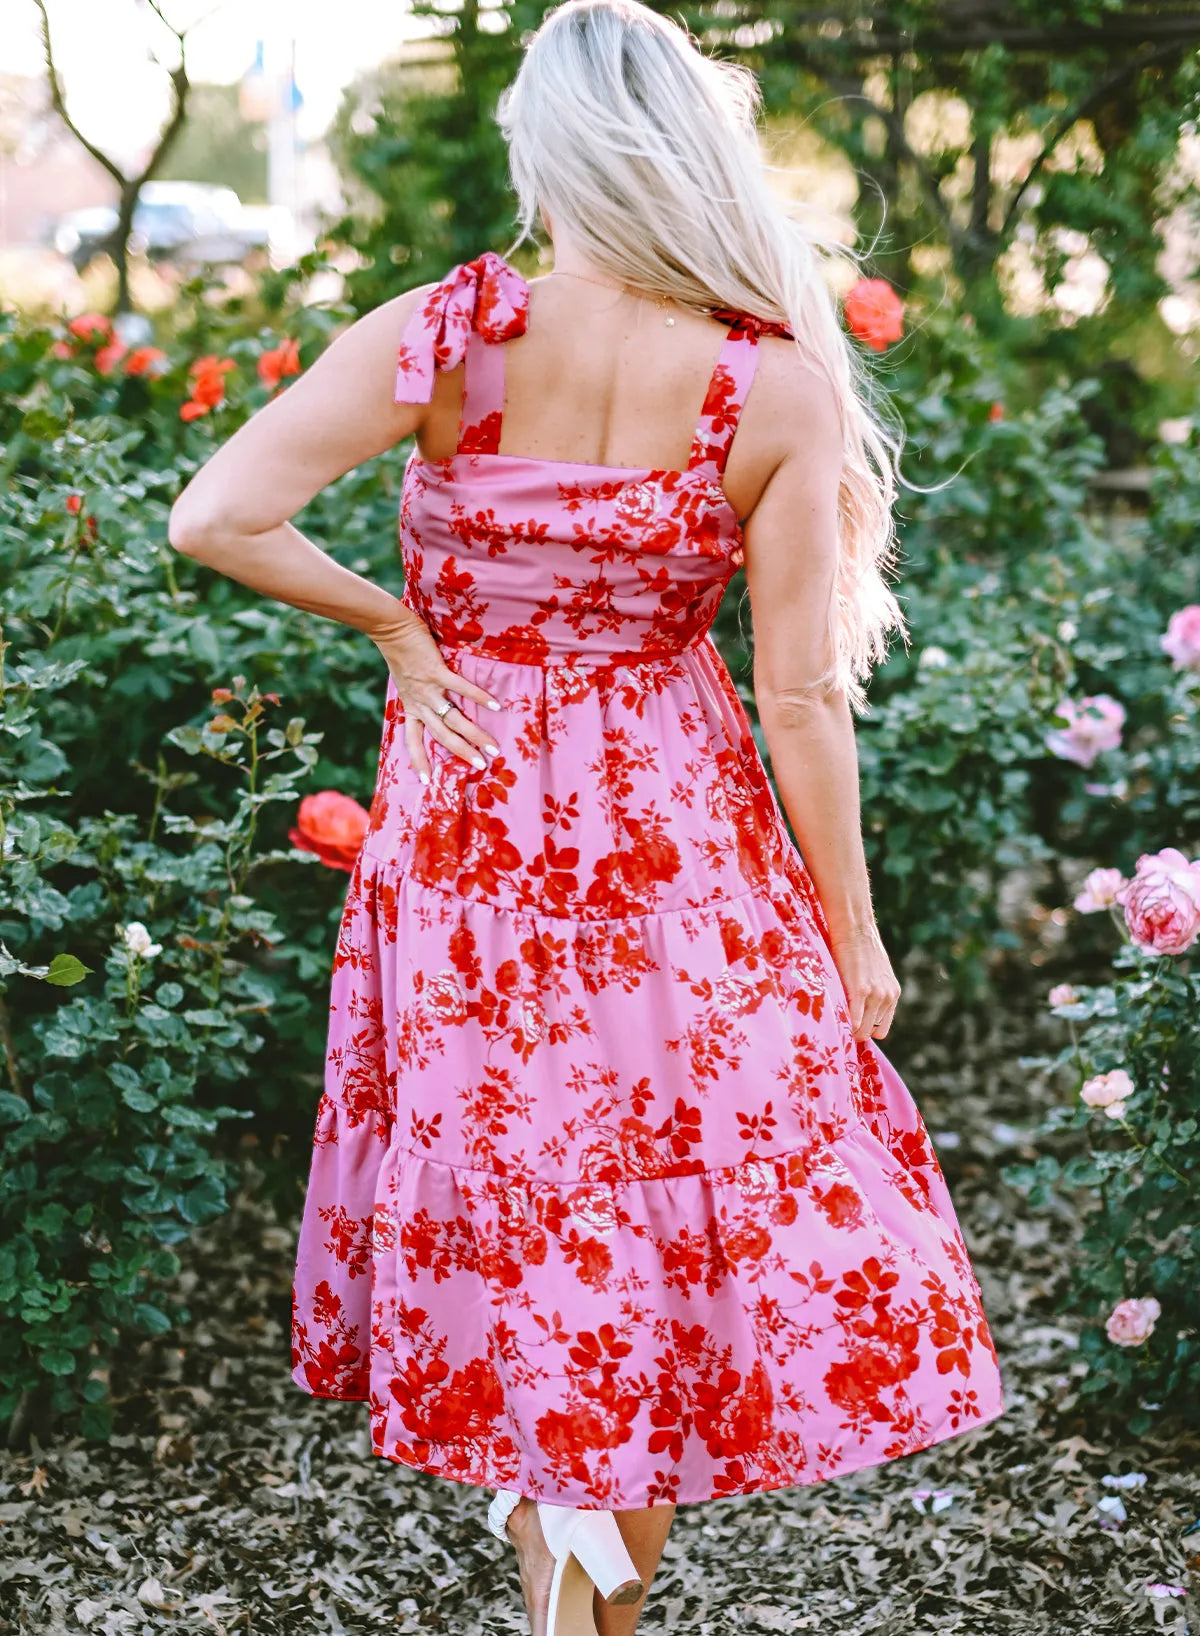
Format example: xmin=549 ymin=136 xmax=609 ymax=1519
xmin=3 ymin=249 xmax=1198 ymax=1443
xmin=1004 ymin=849 xmax=1200 ymax=1426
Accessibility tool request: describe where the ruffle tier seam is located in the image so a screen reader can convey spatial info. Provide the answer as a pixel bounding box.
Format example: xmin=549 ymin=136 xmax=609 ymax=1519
xmin=324 ymin=1107 xmax=876 ymax=1195
xmin=352 ymin=852 xmax=775 ymax=928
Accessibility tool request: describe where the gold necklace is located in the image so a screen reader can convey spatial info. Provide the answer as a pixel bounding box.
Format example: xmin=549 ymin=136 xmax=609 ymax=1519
xmin=548 ymin=268 xmax=677 ymax=326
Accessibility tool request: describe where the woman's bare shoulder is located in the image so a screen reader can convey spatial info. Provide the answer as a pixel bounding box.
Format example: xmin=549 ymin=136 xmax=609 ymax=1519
xmin=753 ymin=334 xmax=840 ymax=438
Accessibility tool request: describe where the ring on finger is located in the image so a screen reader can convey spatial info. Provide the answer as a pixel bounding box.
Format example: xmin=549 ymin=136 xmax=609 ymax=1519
xmin=433 ymin=697 xmax=452 ymax=719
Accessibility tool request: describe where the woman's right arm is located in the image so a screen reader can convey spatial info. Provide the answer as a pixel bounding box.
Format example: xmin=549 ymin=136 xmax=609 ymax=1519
xmin=739 ymin=356 xmax=900 ymax=1044
xmin=167 ymin=285 xmax=504 ymax=778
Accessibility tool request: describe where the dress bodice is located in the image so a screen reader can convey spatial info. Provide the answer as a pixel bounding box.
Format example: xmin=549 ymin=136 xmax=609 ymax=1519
xmin=391 ymin=250 xmax=789 ymax=667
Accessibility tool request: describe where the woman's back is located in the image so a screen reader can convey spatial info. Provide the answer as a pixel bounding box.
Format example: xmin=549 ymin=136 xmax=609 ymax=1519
xmin=413 ymin=266 xmax=806 ymax=527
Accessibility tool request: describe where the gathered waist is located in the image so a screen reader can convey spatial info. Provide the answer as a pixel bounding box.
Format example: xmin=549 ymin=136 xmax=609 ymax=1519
xmin=432 ymin=630 xmax=715 ymax=670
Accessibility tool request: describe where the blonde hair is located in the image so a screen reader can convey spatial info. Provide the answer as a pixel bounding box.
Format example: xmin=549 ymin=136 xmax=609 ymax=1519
xmin=496 ymin=0 xmax=907 ymax=713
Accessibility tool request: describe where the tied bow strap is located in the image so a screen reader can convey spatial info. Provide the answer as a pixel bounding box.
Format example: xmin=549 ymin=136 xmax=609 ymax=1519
xmin=709 ymin=306 xmax=795 ymax=340
xmin=393 ymin=250 xmax=530 ymax=404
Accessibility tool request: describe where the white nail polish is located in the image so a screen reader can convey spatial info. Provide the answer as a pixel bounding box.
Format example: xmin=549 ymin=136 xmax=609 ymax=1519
xmin=472 ymin=756 xmax=486 ymax=770
xmin=486 ymin=700 xmax=502 ymax=711
xmin=419 ymin=771 xmax=429 ymax=785
xmin=483 ymin=743 xmax=499 ymax=757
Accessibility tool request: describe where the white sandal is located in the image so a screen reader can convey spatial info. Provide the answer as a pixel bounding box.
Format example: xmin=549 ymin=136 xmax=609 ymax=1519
xmin=487 ymin=1488 xmax=644 ymax=1634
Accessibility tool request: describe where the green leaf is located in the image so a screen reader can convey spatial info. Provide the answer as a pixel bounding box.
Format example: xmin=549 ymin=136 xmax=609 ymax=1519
xmin=160 ymin=1103 xmax=216 ymax=1129
xmin=39 ymin=1349 xmax=77 ymax=1376
xmin=121 ymin=1086 xmax=159 ymax=1113
xmin=182 ymin=1008 xmax=227 ymax=1028
xmin=187 ymin=623 xmax=222 ymax=669
xmin=44 ymin=953 xmax=92 ymax=986
xmin=133 ymin=1302 xmax=174 ymax=1336
xmin=81 ymin=1403 xmax=113 ymax=1441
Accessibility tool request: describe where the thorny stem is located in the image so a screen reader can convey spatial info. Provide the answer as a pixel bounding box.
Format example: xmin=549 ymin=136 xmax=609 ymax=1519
xmin=1113 ymin=1114 xmax=1192 ymax=1192
xmin=209 ymin=707 xmax=261 ymax=997
xmin=0 ymin=993 xmax=25 ymax=1102
xmin=48 ymin=527 xmax=86 ymax=647
xmin=125 ymin=949 xmax=142 ymax=1019
xmin=147 ymin=752 xmax=168 ymax=847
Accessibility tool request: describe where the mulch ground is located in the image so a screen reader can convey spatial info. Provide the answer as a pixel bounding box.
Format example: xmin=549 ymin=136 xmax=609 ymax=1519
xmin=1 ymin=972 xmax=1196 ymax=1636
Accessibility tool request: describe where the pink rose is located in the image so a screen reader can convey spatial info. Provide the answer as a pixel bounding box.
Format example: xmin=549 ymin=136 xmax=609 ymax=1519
xmin=1074 ymin=867 xmax=1126 ymax=913
xmin=1048 ymin=983 xmax=1079 ymax=1008
xmin=1046 ymin=695 xmax=1126 ymax=768
xmin=1161 ymin=605 xmax=1200 ymax=671
xmin=1116 ymin=847 xmax=1200 ymax=955
xmin=1080 ymin=1068 xmax=1134 ymax=1111
xmin=1105 ymin=1296 xmax=1161 ymax=1348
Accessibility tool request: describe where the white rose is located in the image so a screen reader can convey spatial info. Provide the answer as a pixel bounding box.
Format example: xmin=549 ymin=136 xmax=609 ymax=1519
xmin=579 ymin=1128 xmax=623 ymax=1182
xmin=426 ymin=971 xmax=467 ymax=1024
xmin=737 ymin=1159 xmax=777 ymax=1203
xmin=370 ymin=1204 xmax=397 ymax=1253
xmin=614 ymin=480 xmax=661 ymax=529
xmin=713 ymin=973 xmax=756 ymax=1015
xmin=519 ymin=997 xmax=548 ymax=1044
xmin=567 ymin=1184 xmax=619 ymax=1237
xmin=122 ymin=922 xmax=162 ymax=959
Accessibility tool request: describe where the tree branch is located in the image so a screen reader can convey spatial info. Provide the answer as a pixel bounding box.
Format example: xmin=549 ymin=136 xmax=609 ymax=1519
xmin=33 ymin=0 xmax=124 ymax=187
xmin=998 ymin=38 xmax=1187 ymax=245
xmin=766 ymin=2 xmax=1200 ymax=57
xmin=34 ymin=0 xmax=194 ymax=311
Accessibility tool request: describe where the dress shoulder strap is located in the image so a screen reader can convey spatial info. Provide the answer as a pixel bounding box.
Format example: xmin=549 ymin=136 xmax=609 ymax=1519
xmin=393 ymin=250 xmax=530 ymax=455
xmin=687 ymin=309 xmax=795 ymax=480
xmin=458 ymin=327 xmax=507 ymax=455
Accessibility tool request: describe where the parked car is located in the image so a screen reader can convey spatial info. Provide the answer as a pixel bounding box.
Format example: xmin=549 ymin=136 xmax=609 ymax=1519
xmin=48 ymin=182 xmax=270 ymax=274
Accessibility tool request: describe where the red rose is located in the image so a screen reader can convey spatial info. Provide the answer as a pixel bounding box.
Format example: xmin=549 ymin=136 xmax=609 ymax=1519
xmin=67 ymin=312 xmax=113 ymax=344
xmin=289 ymin=790 xmax=371 ymax=872
xmin=124 ymin=345 xmax=168 ymax=377
xmin=258 ymin=338 xmax=301 ymax=390
xmin=843 ymin=279 xmax=905 ymax=352
xmin=94 ymin=340 xmax=127 ymax=375
xmin=181 ymin=354 xmax=235 ymax=420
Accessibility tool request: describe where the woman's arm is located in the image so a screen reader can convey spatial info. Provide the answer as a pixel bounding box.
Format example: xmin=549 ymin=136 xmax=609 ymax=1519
xmin=740 ymin=355 xmax=900 ymax=1044
xmin=167 ymin=286 xmax=503 ymax=777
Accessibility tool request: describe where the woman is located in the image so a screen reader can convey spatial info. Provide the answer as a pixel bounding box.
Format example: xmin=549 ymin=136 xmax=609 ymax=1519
xmin=169 ymin=0 xmax=1005 ymax=1629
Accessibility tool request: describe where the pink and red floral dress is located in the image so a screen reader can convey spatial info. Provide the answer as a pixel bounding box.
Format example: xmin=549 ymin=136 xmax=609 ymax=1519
xmin=290 ymin=250 xmax=1004 ymax=1507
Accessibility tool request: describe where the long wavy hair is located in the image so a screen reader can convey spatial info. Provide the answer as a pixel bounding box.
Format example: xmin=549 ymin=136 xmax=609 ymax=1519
xmin=495 ymin=0 xmax=907 ymax=713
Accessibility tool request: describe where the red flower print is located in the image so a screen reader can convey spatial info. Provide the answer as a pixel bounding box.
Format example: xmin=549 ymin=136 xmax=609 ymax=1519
xmin=287 ymin=249 xmax=1004 ymax=1510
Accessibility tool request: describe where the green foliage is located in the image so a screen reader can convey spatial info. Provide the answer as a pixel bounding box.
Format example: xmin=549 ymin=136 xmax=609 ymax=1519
xmin=0 ymin=636 xmax=321 ymax=1434
xmin=3 ymin=134 xmax=1198 ymax=1442
xmin=324 ymin=0 xmax=551 ymax=312
xmin=1004 ymin=923 xmax=1200 ymax=1428
xmin=0 ymin=294 xmax=394 ymax=1439
xmin=702 ymin=0 xmax=1200 ymax=340
xmin=840 ymin=316 xmax=1200 ymax=992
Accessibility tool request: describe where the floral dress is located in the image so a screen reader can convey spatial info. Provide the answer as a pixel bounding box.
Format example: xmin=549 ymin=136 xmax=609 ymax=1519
xmin=289 ymin=249 xmax=1004 ymax=1507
